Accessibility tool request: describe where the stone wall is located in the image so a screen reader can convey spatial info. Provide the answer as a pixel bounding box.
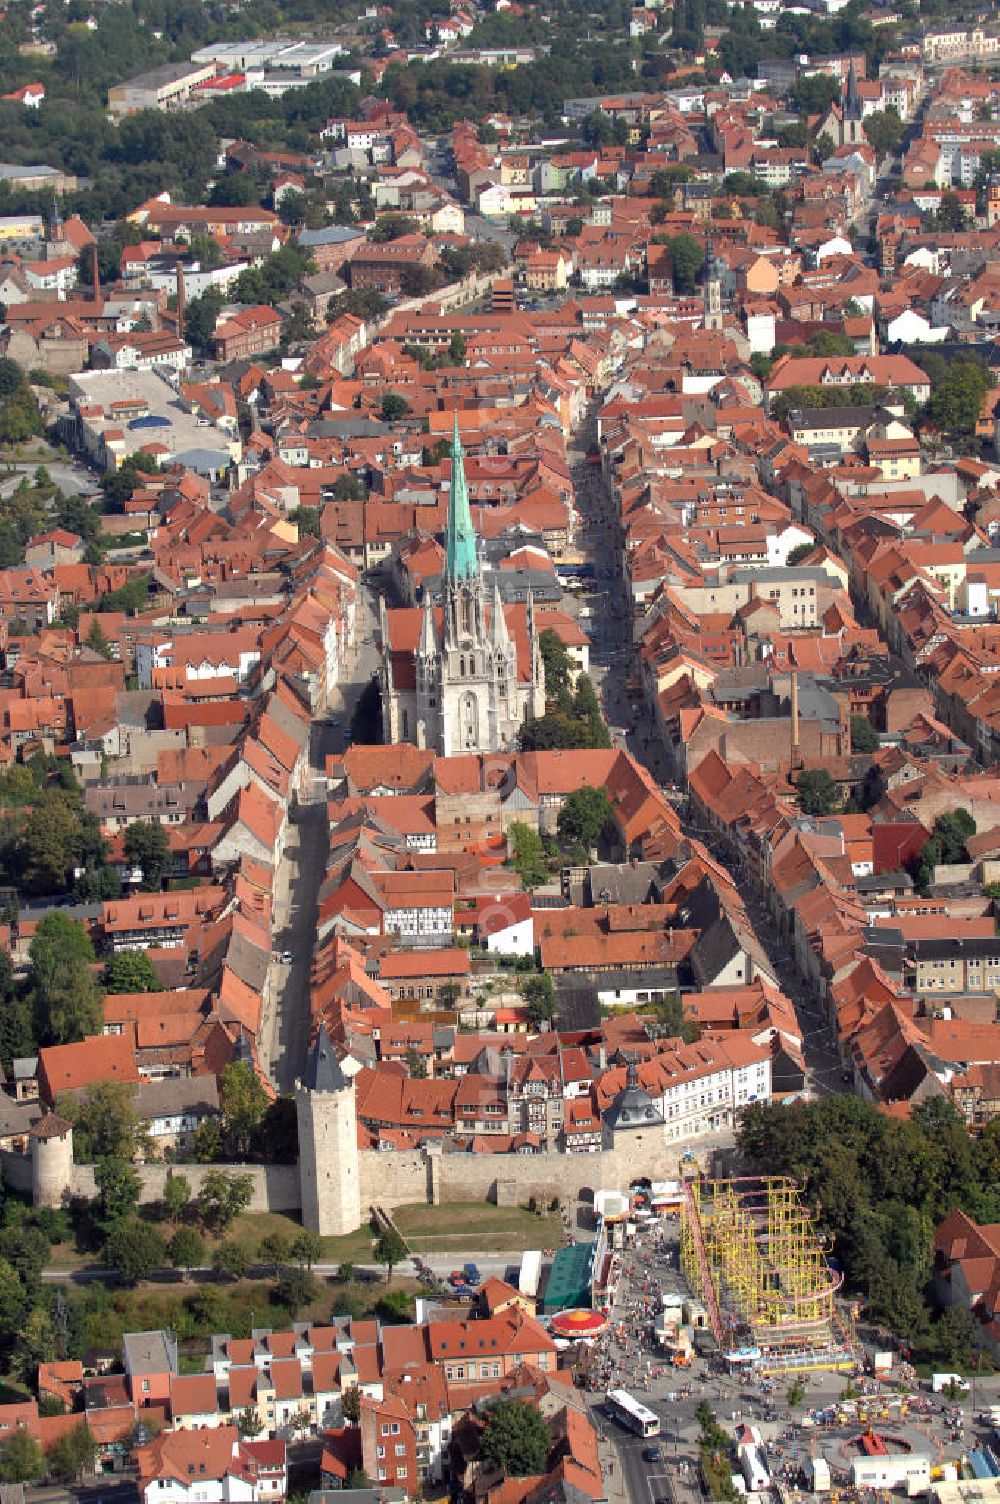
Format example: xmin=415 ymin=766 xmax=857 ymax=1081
xmin=25 ymin=1134 xmax=707 ymax=1230
xmin=358 ymin=1135 xmax=695 ymax=1216
xmin=69 ymin=1161 xmax=301 ymax=1212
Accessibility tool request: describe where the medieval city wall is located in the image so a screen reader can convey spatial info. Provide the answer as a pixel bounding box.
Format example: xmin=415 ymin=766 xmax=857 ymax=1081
xmin=68 ymin=1161 xmax=302 ymax=1212
xmin=358 ymin=1136 xmax=692 ymax=1216
xmin=27 ymin=1134 xmax=704 ymax=1230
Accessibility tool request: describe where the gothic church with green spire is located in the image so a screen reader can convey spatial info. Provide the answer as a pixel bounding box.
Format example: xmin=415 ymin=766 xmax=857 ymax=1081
xmin=379 ymin=417 xmax=546 ymax=754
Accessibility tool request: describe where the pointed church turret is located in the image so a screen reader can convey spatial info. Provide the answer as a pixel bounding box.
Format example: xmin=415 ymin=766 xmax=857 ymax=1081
xmin=418 ymin=589 xmax=437 ymax=656
xmin=446 ymin=413 xmax=478 ymax=582
xmin=490 ymin=576 xmax=510 ymax=648
xmin=845 ymin=59 xmax=863 ymax=120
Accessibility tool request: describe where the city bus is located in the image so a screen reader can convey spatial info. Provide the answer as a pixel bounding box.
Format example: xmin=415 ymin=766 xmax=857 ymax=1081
xmin=606 ymin=1389 xmax=661 ymax=1437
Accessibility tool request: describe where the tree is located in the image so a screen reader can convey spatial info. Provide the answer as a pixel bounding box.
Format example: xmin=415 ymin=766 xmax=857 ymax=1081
xmin=539 ymin=628 xmax=573 ymax=710
xmin=647 ymin=992 xmax=700 ymax=1045
xmin=381 ymin=393 xmax=411 ymax=422
xmin=209 ymin=173 xmax=261 ymax=208
xmin=557 ymin=785 xmax=612 ymax=851
xmin=850 ymin=715 xmax=878 ymax=754
xmin=282 ymin=301 xmax=315 ymax=347
xmin=376 ymin=1288 xmax=415 ymax=1324
xmin=796 ymin=769 xmax=840 ymax=816
xmin=373 ymin=1225 xmax=407 ymax=1284
xmin=194 ymin=1117 xmax=224 ymax=1163
xmin=369 ymin=213 xmax=420 ymax=242
xmin=219 ymin=1060 xmax=269 ymax=1158
xmin=258 ymin=1229 xmax=292 ymax=1272
xmin=94 ymin=1157 xmax=143 ymax=1225
xmin=449 ymin=331 xmax=467 ymax=362
xmin=863 ymin=107 xmax=903 ymax=159
xmin=102 ymin=948 xmax=162 ymax=994
xmin=290 ymin=1230 xmax=323 ymax=1270
xmin=123 ymin=819 xmax=171 ymax=891
xmin=163 ymin=1170 xmax=191 ymax=1223
xmin=0 ymin=1261 xmax=26 ymax=1337
xmin=184 ymin=287 xmax=223 ymax=354
xmin=0 ymin=1428 xmax=45 ymax=1483
xmin=168 ymin=1226 xmax=205 ymax=1273
xmin=197 ymin=1170 xmax=254 ymax=1232
xmin=522 ymin=971 xmax=557 ymax=1028
xmin=928 ymin=359 xmax=991 ymax=439
xmin=47 ymin=1421 xmax=95 ymax=1482
xmin=0 ymin=951 xmax=32 ymax=1071
xmin=28 ymin=912 xmax=102 ymax=1047
xmin=916 ymin=808 xmax=976 ymax=892
xmin=933 ymin=191 xmax=968 ymax=233
xmin=786 ymin=542 xmax=815 ymax=567
xmin=342 ymin=1385 xmax=361 ymax=1422
xmin=17 ymin=794 xmax=87 ymax=896
xmin=211 ymin=1240 xmax=253 ymax=1280
xmin=9 ymin=1306 xmax=55 ymax=1382
xmin=481 ymin=1398 xmax=550 ymax=1476
xmin=274 ymin=1264 xmax=319 ymax=1313
xmin=102 ymin=1218 xmax=165 ymax=1284
xmin=508 ymin=821 xmax=549 ymax=891
xmin=85 ymin=619 xmax=112 ymax=659
xmin=934 ymin=1305 xmax=977 ymax=1368
xmin=666 ymin=233 xmax=704 ymax=294
xmin=61 ymin=1080 xmax=145 ymax=1162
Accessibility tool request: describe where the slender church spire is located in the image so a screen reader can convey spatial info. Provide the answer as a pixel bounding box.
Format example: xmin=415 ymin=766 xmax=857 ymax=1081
xmin=845 ymin=59 xmax=862 ymax=120
xmin=490 ymin=576 xmax=510 ymax=648
xmin=418 ymin=589 xmax=437 ymax=655
xmin=446 ymin=412 xmax=478 ymax=581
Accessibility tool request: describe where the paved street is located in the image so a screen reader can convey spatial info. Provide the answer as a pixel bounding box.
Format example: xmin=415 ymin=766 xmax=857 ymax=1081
xmin=260 ymin=586 xmax=380 ymax=1092
xmin=0 ymin=457 xmax=101 ymax=498
xmin=566 ymin=428 xmax=846 ymax=1098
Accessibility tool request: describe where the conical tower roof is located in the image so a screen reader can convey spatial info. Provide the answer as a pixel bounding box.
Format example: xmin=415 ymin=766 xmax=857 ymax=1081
xmin=303 ymin=1023 xmax=349 ymax=1092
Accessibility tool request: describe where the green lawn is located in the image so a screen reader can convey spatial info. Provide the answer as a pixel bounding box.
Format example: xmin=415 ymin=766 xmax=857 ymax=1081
xmin=43 ymin=1202 xmax=562 ymax=1279
xmin=227 ymin=1210 xmax=379 ymax=1265
xmin=394 ymin=1202 xmax=563 ymax=1253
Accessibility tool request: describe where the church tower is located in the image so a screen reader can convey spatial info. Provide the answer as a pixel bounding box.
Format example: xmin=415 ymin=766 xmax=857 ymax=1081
xmin=842 ymin=60 xmax=865 ymax=147
xmin=296 ymin=1024 xmax=361 ymax=1236
xmin=703 ymin=237 xmax=723 ymax=331
xmin=414 ymin=416 xmax=541 ymax=754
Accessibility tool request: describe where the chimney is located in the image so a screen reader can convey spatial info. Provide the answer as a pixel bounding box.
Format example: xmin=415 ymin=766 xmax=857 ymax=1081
xmin=790 ymin=669 xmax=800 ymax=771
xmin=91 ymin=244 xmax=100 ymax=305
xmin=176 ymin=261 xmax=186 ymax=336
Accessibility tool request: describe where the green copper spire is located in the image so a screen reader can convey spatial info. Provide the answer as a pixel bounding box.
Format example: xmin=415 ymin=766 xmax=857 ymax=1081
xmin=446 ymin=412 xmax=478 ymax=581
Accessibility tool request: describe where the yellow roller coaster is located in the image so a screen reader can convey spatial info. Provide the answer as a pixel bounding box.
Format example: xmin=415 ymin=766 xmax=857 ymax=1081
xmin=680 ymin=1176 xmax=853 ymax=1371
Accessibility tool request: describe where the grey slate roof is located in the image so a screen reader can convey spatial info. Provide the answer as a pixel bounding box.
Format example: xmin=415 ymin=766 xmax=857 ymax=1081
xmin=303 ymin=1023 xmax=349 ymax=1092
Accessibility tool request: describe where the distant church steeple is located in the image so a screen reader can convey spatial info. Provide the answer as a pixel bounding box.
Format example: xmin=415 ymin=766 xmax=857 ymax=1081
xmin=446 ymin=414 xmax=478 ymax=582
xmin=703 ymin=236 xmax=723 ymax=332
xmin=844 ymin=59 xmax=863 ymax=121
xmin=838 ymin=59 xmax=866 ymax=146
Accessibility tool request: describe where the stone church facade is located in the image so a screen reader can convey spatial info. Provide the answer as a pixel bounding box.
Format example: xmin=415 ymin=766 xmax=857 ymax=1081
xmin=380 ymin=419 xmax=546 ymax=754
